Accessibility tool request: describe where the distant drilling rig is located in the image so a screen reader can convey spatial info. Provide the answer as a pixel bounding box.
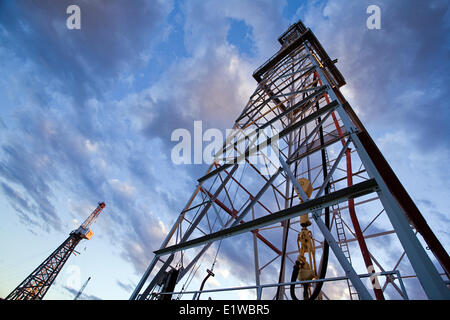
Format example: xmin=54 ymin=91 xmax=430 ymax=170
xmin=5 ymin=202 xmax=105 ymax=300
xmin=74 ymin=277 xmax=91 ymax=300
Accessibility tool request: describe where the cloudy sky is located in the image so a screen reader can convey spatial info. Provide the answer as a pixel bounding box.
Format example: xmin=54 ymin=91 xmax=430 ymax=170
xmin=0 ymin=0 xmax=448 ymax=300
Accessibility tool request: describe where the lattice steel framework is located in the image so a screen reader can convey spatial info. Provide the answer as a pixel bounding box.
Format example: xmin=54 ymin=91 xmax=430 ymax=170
xmin=131 ymin=20 xmax=449 ymax=300
xmin=6 ymin=202 xmax=105 ymax=300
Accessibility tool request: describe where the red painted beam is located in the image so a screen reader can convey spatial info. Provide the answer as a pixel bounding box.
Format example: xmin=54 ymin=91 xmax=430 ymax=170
xmin=200 ymin=187 xmax=281 ymax=255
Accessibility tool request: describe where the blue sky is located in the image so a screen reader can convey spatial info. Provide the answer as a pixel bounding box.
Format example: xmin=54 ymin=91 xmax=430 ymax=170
xmin=0 ymin=0 xmax=449 ymax=300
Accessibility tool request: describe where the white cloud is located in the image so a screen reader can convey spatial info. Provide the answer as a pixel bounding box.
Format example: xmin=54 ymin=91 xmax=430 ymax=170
xmin=109 ymin=179 xmax=136 ymax=197
xmin=85 ymin=139 xmax=98 ymax=153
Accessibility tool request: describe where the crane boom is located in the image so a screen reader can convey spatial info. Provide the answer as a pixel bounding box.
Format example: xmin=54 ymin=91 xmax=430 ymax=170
xmin=74 ymin=277 xmax=91 ymax=300
xmin=81 ymin=202 xmax=105 ymax=229
xmin=71 ymin=202 xmax=106 ymax=241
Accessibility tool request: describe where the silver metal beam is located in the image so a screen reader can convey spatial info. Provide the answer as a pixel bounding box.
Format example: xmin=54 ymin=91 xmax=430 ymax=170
xmin=278 ymin=156 xmax=373 ymax=300
xmin=154 ymin=179 xmax=378 ymax=256
xmin=133 ymin=165 xmax=238 ymax=300
xmin=308 ymin=44 xmax=450 ymax=299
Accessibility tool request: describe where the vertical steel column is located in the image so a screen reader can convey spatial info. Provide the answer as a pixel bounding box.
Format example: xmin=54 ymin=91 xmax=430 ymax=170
xmin=309 ymin=46 xmax=449 ymax=299
xmin=129 ymin=186 xmax=202 ymax=300
xmin=135 ymin=165 xmax=238 ymax=300
xmin=278 ymin=155 xmax=373 ymax=300
xmin=252 ymin=206 xmax=262 ymax=300
xmin=317 ymin=70 xmax=385 ymax=300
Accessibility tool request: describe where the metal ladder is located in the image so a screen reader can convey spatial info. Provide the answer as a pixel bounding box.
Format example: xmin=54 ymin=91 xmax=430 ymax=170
xmin=325 ymin=150 xmax=359 ymax=300
xmin=333 ymin=204 xmax=359 ymax=300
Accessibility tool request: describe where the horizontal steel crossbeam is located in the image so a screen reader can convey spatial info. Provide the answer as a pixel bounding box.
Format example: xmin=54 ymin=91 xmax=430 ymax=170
xmin=154 ymin=179 xmax=378 ymax=256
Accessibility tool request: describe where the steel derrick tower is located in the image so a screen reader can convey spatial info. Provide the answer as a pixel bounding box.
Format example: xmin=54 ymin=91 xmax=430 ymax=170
xmin=6 ymin=202 xmax=105 ymax=300
xmin=131 ymin=20 xmax=450 ymax=300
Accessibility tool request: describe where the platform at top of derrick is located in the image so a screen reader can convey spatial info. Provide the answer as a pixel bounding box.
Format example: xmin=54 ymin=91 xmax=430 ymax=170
xmin=252 ymin=19 xmax=346 ymax=88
